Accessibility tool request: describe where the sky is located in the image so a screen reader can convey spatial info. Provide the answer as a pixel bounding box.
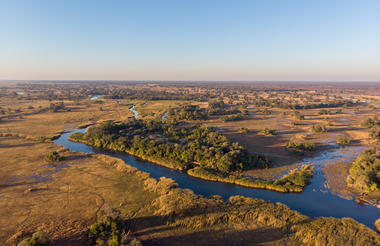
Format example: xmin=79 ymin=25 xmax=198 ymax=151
xmin=0 ymin=0 xmax=379 ymax=81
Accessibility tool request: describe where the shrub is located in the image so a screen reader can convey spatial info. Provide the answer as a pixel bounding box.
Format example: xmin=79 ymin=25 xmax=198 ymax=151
xmin=360 ymin=116 xmax=379 ymax=128
xmin=369 ymin=126 xmax=380 ymax=141
xmin=336 ymin=135 xmax=350 ymax=145
xmin=293 ymin=111 xmax=304 ymax=120
xmin=256 ymin=108 xmax=271 ymax=115
xmin=318 ymin=109 xmax=330 ymax=115
xmin=260 ymin=128 xmax=277 ymax=136
xmin=45 ymin=151 xmax=63 ymax=162
xmin=220 ymin=113 xmax=244 ymax=122
xmin=285 ymin=141 xmax=315 ymax=155
xmin=18 ymin=231 xmax=50 ymax=246
xmin=89 ymin=210 xmax=124 ymax=246
xmin=239 ymin=127 xmax=249 ymax=134
xmin=311 ymin=124 xmax=327 ymax=133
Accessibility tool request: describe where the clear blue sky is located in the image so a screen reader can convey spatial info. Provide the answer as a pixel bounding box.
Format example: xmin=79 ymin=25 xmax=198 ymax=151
xmin=0 ymin=0 xmax=379 ymax=81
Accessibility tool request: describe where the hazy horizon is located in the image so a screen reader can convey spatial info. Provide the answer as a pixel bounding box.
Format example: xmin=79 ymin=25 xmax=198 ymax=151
xmin=1 ymin=0 xmax=379 ymax=81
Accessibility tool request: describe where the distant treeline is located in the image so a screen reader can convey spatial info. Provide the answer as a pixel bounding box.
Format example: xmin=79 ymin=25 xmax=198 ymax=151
xmin=167 ymin=101 xmax=243 ymax=121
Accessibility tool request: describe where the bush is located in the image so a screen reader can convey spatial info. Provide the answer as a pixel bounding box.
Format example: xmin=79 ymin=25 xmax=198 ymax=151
xmin=220 ymin=113 xmax=244 ymax=122
xmin=89 ymin=210 xmax=124 ymax=246
xmin=44 ymin=151 xmax=63 ymax=162
xmin=260 ymin=128 xmax=277 ymax=136
xmin=311 ymin=124 xmax=327 ymax=133
xmin=18 ymin=231 xmax=50 ymax=246
xmin=336 ymin=135 xmax=350 ymax=145
xmin=239 ymin=127 xmax=249 ymax=134
xmin=369 ymin=126 xmax=380 ymax=141
xmin=360 ymin=116 xmax=379 ymax=128
xmin=285 ymin=141 xmax=315 ymax=155
xmin=293 ymin=111 xmax=304 ymax=120
xmin=256 ymin=108 xmax=271 ymax=115
xmin=318 ymin=109 xmax=330 ymax=115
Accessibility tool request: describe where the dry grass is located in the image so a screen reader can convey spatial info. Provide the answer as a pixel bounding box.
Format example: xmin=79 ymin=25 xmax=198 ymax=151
xmin=0 ymin=136 xmax=155 ymax=245
xmin=0 ymin=98 xmax=133 ymax=139
xmin=1 ymin=86 xmax=380 ymax=245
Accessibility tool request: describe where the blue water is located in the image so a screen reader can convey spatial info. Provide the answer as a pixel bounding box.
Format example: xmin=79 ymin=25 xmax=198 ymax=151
xmin=54 ymin=129 xmax=380 ymax=229
xmin=129 ymin=105 xmax=139 ymax=119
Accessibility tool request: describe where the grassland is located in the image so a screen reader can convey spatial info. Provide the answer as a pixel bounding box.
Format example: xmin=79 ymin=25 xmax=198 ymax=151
xmin=1 ymin=82 xmax=380 ymax=245
xmin=1 ymin=136 xmax=379 ymax=245
xmin=0 ymin=97 xmax=133 ymax=140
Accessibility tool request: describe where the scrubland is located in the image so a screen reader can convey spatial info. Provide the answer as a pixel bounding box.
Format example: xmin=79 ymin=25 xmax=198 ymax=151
xmin=1 ymin=81 xmax=380 ymax=245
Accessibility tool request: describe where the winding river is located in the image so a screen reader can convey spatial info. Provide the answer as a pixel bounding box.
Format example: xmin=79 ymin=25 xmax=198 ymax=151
xmin=54 ymin=106 xmax=380 ymax=229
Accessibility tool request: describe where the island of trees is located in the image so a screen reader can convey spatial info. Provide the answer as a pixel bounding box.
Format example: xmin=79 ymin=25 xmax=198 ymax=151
xmin=347 ymin=147 xmax=380 ymax=192
xmin=69 ymin=119 xmax=314 ymax=192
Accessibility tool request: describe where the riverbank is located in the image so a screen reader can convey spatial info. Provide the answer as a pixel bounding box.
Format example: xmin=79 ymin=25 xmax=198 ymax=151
xmin=323 ymin=161 xmax=380 ymax=208
xmin=188 ymin=165 xmax=313 ymax=193
xmin=68 ymin=131 xmax=314 ymax=193
xmin=58 ymin=128 xmax=380 ymax=230
xmin=68 ymin=133 xmax=189 ymax=171
xmin=4 ymin=134 xmax=380 ymax=245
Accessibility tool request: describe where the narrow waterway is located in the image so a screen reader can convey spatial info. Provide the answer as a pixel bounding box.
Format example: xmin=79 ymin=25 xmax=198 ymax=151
xmin=129 ymin=105 xmax=139 ymax=119
xmin=53 ymin=106 xmax=380 ymax=229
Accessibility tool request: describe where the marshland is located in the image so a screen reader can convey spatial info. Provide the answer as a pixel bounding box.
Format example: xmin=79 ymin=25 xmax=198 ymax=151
xmin=1 ymin=81 xmax=380 ymax=245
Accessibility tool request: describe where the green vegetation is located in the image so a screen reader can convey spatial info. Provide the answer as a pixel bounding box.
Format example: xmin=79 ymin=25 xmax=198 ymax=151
xmin=311 ymin=124 xmax=327 ymax=133
xmin=260 ymin=127 xmax=277 ymax=136
xmin=69 ymin=120 xmax=271 ymax=173
xmin=188 ymin=165 xmax=314 ymax=193
xmin=360 ymin=117 xmax=380 ymax=141
xmin=167 ymin=105 xmax=208 ymax=121
xmin=285 ymin=141 xmax=315 ymax=155
xmin=369 ymin=126 xmax=380 ymax=141
xmin=293 ymin=111 xmax=304 ymax=120
xmin=336 ymin=135 xmax=350 ymax=146
xmin=256 ymin=108 xmax=271 ymax=115
xmin=18 ymin=231 xmax=50 ymax=246
xmin=147 ymin=176 xmax=379 ymax=245
xmin=347 ymin=147 xmax=380 ymax=192
xmin=167 ymin=102 xmax=244 ymax=122
xmin=44 ymin=150 xmax=63 ymax=162
xmin=220 ymin=113 xmax=244 ymax=122
xmin=360 ymin=116 xmax=379 ymax=128
xmin=207 ymin=100 xmax=241 ymax=115
xmin=318 ymin=109 xmax=330 ymax=115
xmin=48 ymin=102 xmax=65 ymax=112
xmin=238 ymin=127 xmax=249 ymax=134
xmin=88 ymin=210 xmax=142 ymax=246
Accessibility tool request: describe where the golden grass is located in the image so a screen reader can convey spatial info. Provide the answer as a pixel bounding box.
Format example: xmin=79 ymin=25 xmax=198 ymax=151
xmin=0 ymin=136 xmax=156 ymax=245
xmin=1 ymin=91 xmax=380 ymax=245
xmin=0 ymin=99 xmax=133 ymax=139
xmin=1 ymin=132 xmax=380 ymax=245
